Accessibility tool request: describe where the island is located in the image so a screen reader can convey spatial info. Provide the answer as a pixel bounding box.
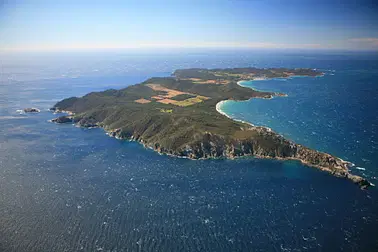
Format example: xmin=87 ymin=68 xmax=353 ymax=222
xmin=23 ymin=108 xmax=40 ymax=113
xmin=50 ymin=67 xmax=371 ymax=189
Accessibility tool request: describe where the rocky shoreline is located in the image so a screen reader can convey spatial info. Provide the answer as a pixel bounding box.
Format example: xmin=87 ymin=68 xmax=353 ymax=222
xmin=48 ymin=68 xmax=372 ymax=189
xmin=50 ymin=110 xmax=371 ymax=189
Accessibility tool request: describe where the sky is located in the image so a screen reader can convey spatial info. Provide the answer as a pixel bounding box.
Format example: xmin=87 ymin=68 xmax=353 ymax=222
xmin=1 ymin=0 xmax=378 ymax=51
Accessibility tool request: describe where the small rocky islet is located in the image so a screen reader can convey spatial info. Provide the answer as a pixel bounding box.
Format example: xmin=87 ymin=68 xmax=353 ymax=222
xmin=23 ymin=108 xmax=41 ymax=113
xmin=49 ymin=67 xmax=371 ymax=189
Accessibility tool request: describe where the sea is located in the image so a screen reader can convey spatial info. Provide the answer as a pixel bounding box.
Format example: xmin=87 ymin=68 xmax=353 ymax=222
xmin=0 ymin=49 xmax=377 ymax=251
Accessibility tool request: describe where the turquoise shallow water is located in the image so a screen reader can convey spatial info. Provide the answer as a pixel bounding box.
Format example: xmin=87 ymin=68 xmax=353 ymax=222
xmin=0 ymin=50 xmax=378 ymax=251
xmin=220 ymin=69 xmax=378 ymax=182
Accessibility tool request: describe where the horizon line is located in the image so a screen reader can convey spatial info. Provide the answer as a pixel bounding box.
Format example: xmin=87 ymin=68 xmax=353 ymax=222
xmin=1 ymin=40 xmax=377 ymax=52
xmin=1 ymin=46 xmax=378 ymax=53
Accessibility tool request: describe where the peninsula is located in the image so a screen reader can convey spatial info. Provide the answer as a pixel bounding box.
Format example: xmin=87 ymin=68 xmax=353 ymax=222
xmin=50 ymin=67 xmax=371 ymax=188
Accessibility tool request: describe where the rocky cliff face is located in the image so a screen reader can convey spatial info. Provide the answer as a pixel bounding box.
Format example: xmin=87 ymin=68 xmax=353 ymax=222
xmin=104 ymin=126 xmax=371 ymax=189
xmin=51 ymin=113 xmax=371 ymax=189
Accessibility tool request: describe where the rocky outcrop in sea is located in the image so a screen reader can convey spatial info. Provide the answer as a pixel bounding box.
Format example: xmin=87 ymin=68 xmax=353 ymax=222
xmin=23 ymin=108 xmax=40 ymax=113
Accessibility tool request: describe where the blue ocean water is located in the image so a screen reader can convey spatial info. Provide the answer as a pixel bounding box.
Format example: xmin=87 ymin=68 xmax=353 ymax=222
xmin=0 ymin=50 xmax=377 ymax=251
xmin=220 ymin=66 xmax=378 ymax=181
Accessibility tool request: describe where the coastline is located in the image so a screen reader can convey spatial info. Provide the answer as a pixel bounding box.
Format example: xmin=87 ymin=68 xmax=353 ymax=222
xmin=214 ymin=76 xmax=292 ymax=131
xmin=216 ymin=100 xmax=270 ymax=130
xmin=214 ymin=76 xmax=372 ymax=188
xmin=50 ymin=109 xmax=371 ymax=188
xmin=49 ymin=70 xmax=371 ymax=189
xmin=214 ymin=99 xmax=372 ymax=188
xmin=215 ymin=78 xmax=283 ymax=126
xmin=237 ymin=79 xmax=266 ymax=91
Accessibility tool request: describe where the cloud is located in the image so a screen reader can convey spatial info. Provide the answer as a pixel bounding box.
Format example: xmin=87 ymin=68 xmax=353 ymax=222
xmin=348 ymin=38 xmax=378 ymax=47
xmin=0 ymin=41 xmax=325 ymax=52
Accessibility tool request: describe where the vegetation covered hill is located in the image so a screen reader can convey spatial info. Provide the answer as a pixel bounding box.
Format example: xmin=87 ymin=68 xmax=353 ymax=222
xmin=51 ymin=68 xmax=370 ymax=188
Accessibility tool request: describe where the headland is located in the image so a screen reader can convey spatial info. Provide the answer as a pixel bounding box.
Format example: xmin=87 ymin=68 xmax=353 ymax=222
xmin=50 ymin=67 xmax=371 ymax=189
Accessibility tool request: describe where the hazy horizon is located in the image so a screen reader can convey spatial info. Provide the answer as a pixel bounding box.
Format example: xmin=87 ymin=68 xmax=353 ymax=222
xmin=1 ymin=0 xmax=378 ymax=52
